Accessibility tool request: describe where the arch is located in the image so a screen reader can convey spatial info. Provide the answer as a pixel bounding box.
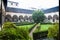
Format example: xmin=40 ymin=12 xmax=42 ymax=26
xmin=19 ymin=15 xmax=23 ymax=20
xmin=28 ymin=16 xmax=32 ymax=20
xmin=19 ymin=15 xmax=24 ymax=22
xmin=24 ymin=16 xmax=28 ymax=20
xmin=53 ymin=14 xmax=59 ymax=22
xmin=48 ymin=15 xmax=52 ymax=20
xmin=12 ymin=15 xmax=18 ymax=22
xmin=28 ymin=16 xmax=33 ymax=22
xmin=23 ymin=16 xmax=28 ymax=21
xmin=5 ymin=14 xmax=12 ymax=22
xmin=53 ymin=14 xmax=59 ymax=20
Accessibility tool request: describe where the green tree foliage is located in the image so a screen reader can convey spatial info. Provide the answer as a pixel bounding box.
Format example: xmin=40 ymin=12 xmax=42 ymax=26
xmin=32 ymin=10 xmax=46 ymax=23
xmin=0 ymin=22 xmax=31 ymax=40
xmin=47 ymin=23 xmax=59 ymax=39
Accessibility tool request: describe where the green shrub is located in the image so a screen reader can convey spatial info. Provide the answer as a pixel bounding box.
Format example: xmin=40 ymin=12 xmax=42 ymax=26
xmin=3 ymin=22 xmax=16 ymax=29
xmin=13 ymin=21 xmax=34 ymax=26
xmin=16 ymin=27 xmax=32 ymax=40
xmin=0 ymin=22 xmax=31 ymax=40
xmin=47 ymin=23 xmax=59 ymax=39
xmin=0 ymin=27 xmax=17 ymax=40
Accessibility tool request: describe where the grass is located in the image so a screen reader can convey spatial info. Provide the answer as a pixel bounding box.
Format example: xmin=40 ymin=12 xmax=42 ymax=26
xmin=17 ymin=24 xmax=52 ymax=33
xmin=17 ymin=24 xmax=34 ymax=31
xmin=34 ymin=24 xmax=52 ymax=33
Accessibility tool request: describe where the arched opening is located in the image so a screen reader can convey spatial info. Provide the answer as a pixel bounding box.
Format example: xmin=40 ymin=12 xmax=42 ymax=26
xmin=12 ymin=15 xmax=18 ymax=22
xmin=28 ymin=16 xmax=33 ymax=22
xmin=5 ymin=14 xmax=12 ymax=22
xmin=53 ymin=14 xmax=59 ymax=22
xmin=48 ymin=15 xmax=52 ymax=20
xmin=19 ymin=15 xmax=23 ymax=22
xmin=24 ymin=16 xmax=28 ymax=22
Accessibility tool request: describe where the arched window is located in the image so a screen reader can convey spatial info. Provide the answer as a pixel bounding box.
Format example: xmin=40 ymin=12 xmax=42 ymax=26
xmin=19 ymin=15 xmax=23 ymax=22
xmin=5 ymin=14 xmax=12 ymax=22
xmin=28 ymin=16 xmax=33 ymax=22
xmin=48 ymin=15 xmax=52 ymax=20
xmin=12 ymin=15 xmax=18 ymax=22
xmin=53 ymin=14 xmax=59 ymax=20
xmin=19 ymin=15 xmax=23 ymax=20
xmin=29 ymin=16 xmax=32 ymax=20
xmin=53 ymin=14 xmax=59 ymax=22
xmin=24 ymin=16 xmax=28 ymax=21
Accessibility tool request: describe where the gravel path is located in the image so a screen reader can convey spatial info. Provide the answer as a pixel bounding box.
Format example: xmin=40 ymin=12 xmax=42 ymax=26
xmin=29 ymin=23 xmax=40 ymax=40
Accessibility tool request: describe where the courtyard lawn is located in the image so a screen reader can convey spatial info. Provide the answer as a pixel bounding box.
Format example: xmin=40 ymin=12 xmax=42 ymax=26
xmin=34 ymin=24 xmax=52 ymax=33
xmin=16 ymin=24 xmax=52 ymax=33
xmin=17 ymin=24 xmax=34 ymax=31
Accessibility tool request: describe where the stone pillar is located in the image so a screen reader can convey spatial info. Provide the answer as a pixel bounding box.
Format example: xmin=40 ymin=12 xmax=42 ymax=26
xmin=2 ymin=1 xmax=6 ymax=29
xmin=50 ymin=19 xmax=53 ymax=23
xmin=0 ymin=0 xmax=1 ymax=31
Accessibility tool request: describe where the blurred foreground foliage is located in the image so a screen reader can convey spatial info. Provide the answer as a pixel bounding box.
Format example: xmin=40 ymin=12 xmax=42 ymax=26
xmin=47 ymin=22 xmax=59 ymax=39
xmin=0 ymin=22 xmax=31 ymax=40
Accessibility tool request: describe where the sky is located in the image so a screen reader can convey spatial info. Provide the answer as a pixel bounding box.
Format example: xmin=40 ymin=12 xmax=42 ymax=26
xmin=8 ymin=0 xmax=59 ymax=10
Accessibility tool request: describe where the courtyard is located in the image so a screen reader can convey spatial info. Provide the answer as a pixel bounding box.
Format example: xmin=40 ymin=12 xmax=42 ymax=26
xmin=0 ymin=0 xmax=59 ymax=40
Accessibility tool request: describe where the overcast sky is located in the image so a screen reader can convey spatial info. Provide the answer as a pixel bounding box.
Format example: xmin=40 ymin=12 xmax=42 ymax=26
xmin=8 ymin=0 xmax=59 ymax=10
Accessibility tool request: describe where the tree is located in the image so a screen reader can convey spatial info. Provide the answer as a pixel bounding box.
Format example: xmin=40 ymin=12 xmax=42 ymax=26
xmin=32 ymin=10 xmax=45 ymax=23
xmin=30 ymin=10 xmax=45 ymax=33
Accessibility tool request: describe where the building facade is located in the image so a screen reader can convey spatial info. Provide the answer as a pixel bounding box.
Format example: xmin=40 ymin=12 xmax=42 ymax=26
xmin=5 ymin=1 xmax=59 ymax=23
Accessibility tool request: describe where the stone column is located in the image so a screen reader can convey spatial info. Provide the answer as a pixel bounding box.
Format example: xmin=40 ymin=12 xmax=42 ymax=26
xmin=1 ymin=1 xmax=6 ymax=29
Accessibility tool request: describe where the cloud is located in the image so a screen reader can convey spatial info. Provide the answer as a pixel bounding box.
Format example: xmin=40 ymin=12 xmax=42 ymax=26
xmin=8 ymin=0 xmax=59 ymax=9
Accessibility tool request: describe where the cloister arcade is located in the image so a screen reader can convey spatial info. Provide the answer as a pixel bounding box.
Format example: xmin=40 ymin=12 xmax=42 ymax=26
xmin=5 ymin=13 xmax=59 ymax=23
xmin=5 ymin=14 xmax=33 ymax=22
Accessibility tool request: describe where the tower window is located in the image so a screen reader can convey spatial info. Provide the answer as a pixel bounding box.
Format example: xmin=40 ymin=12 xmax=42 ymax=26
xmin=8 ymin=1 xmax=18 ymax=6
xmin=11 ymin=2 xmax=13 ymax=5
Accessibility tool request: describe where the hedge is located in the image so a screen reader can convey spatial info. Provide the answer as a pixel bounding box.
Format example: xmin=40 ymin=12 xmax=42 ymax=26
xmin=13 ymin=22 xmax=34 ymax=26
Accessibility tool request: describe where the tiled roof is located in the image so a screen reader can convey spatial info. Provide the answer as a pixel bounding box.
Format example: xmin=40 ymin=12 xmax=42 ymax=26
xmin=6 ymin=7 xmax=34 ymax=14
xmin=6 ymin=6 xmax=59 ymax=14
xmin=43 ymin=6 xmax=59 ymax=13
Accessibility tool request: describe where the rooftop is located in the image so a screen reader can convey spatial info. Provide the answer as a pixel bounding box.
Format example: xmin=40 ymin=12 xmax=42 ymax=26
xmin=6 ymin=6 xmax=59 ymax=14
xmin=6 ymin=7 xmax=34 ymax=14
xmin=43 ymin=6 xmax=59 ymax=13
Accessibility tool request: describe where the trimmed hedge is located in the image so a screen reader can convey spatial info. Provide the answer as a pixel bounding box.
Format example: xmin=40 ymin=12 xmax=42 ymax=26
xmin=41 ymin=23 xmax=52 ymax=25
xmin=41 ymin=23 xmax=58 ymax=25
xmin=13 ymin=22 xmax=34 ymax=26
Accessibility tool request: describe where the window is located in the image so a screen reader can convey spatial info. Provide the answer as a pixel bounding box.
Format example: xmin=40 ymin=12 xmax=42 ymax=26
xmin=16 ymin=3 xmax=18 ymax=6
xmin=11 ymin=2 xmax=13 ymax=5
xmin=8 ymin=1 xmax=18 ymax=6
xmin=48 ymin=15 xmax=52 ymax=20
